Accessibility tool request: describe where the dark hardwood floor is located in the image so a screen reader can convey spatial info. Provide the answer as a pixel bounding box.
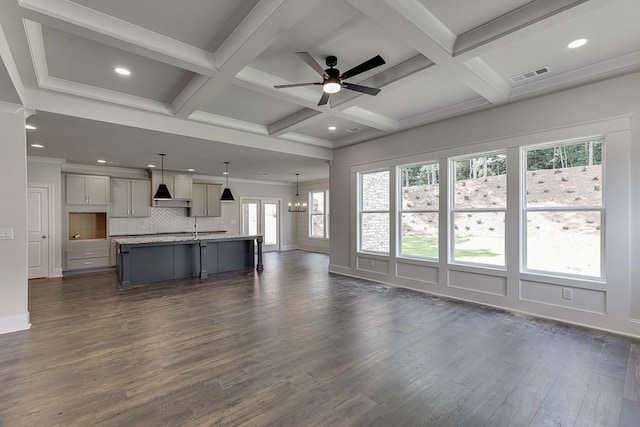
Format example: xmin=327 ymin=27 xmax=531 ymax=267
xmin=1 ymin=251 xmax=639 ymax=426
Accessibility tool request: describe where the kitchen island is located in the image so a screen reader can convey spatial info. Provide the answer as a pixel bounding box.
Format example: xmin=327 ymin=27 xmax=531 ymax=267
xmin=115 ymin=234 xmax=263 ymax=289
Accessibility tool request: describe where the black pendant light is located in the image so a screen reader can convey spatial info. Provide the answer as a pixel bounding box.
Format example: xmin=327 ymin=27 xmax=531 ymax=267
xmin=153 ymin=153 xmax=172 ymax=199
xmin=220 ymin=161 xmax=235 ymax=202
xmin=288 ymin=173 xmax=307 ymax=212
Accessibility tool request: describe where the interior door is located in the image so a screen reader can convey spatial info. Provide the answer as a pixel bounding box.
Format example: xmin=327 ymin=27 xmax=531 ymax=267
xmin=241 ymin=198 xmax=280 ymax=252
xmin=28 ymin=187 xmax=50 ymax=279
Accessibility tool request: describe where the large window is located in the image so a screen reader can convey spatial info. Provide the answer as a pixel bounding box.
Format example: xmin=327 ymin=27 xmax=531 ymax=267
xmin=399 ymin=162 xmax=439 ymax=259
xmin=359 ymin=170 xmax=390 ymax=253
xmin=523 ymin=138 xmax=604 ymax=278
xmin=451 ymin=153 xmax=507 ymax=266
xmin=309 ymin=190 xmax=329 ymax=238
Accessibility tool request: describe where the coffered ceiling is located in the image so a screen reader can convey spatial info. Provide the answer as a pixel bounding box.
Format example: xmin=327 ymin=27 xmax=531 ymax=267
xmin=0 ymin=0 xmax=638 ymax=182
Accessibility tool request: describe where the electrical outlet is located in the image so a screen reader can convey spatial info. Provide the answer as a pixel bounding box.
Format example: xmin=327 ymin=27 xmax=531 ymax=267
xmin=0 ymin=228 xmax=14 ymax=240
xmin=562 ymin=288 xmax=572 ymax=300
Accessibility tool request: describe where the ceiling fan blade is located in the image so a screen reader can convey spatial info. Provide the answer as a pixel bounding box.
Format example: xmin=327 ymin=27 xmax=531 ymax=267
xmin=342 ymin=82 xmax=381 ymax=96
xmin=318 ymin=92 xmax=330 ymax=106
xmin=274 ymin=82 xmax=321 ymax=89
xmin=340 ymin=55 xmax=386 ymax=80
xmin=296 ymin=52 xmax=327 ymax=77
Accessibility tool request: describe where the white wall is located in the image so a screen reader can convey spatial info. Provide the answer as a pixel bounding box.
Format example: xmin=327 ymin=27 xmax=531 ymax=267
xmin=0 ymin=108 xmax=29 ymax=333
xmin=296 ymin=180 xmax=330 ymax=254
xmin=330 ymin=71 xmax=640 ymax=337
xmin=27 ymin=157 xmax=63 ymax=276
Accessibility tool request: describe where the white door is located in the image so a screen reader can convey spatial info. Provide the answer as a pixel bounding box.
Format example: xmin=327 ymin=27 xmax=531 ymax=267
xmin=28 ymin=187 xmax=50 ymax=279
xmin=241 ymin=198 xmax=280 ymax=252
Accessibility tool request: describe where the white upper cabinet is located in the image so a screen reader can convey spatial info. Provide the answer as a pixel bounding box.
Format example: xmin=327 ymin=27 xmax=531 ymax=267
xmin=66 ymin=174 xmax=109 ymax=205
xmin=111 ymin=178 xmax=151 ymax=217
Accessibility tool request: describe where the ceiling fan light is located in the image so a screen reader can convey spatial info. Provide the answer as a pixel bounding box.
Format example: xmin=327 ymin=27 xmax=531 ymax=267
xmin=323 ymin=81 xmax=341 ymax=94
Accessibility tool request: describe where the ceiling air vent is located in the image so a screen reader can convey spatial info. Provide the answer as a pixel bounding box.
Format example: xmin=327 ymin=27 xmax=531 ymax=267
xmin=346 ymin=127 xmax=361 ymax=133
xmin=510 ymin=66 xmax=550 ymax=84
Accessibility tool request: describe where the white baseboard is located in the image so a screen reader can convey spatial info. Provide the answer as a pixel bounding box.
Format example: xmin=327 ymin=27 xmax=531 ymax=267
xmin=52 ymin=268 xmax=63 ymax=278
xmin=328 ymin=264 xmax=352 ymax=275
xmin=0 ymin=312 xmax=31 ymax=335
xmin=279 ymin=244 xmax=299 ymax=251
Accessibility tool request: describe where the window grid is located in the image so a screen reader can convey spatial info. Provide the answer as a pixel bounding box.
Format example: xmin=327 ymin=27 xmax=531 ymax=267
xmin=398 ymin=162 xmax=439 ymax=260
xmin=522 ymin=138 xmax=605 ymax=279
xmin=309 ymin=190 xmax=329 ymax=239
xmin=359 ymin=170 xmax=390 ymax=254
xmin=450 ymin=152 xmax=507 ymax=268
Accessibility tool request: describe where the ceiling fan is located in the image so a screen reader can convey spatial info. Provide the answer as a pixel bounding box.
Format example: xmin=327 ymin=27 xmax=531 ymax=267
xmin=274 ymin=52 xmax=386 ymax=106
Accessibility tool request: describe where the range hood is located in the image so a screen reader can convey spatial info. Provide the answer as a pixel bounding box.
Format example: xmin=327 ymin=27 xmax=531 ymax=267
xmin=152 ymin=198 xmax=191 ymax=208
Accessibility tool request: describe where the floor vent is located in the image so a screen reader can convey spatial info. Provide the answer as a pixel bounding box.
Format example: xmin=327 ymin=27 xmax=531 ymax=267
xmin=510 ymin=66 xmax=550 ymax=83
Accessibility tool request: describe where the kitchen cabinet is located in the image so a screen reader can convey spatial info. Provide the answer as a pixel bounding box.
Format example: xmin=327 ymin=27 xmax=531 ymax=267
xmin=66 ymin=239 xmax=110 ymax=270
xmin=111 ymin=178 xmax=151 ymax=217
xmin=190 ymin=183 xmax=222 ymax=217
xmin=66 ymin=174 xmax=109 ymax=205
xmin=152 ymin=171 xmax=193 ymax=200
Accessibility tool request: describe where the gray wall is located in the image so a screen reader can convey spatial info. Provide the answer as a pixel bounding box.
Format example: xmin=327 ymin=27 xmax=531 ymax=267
xmin=330 ymin=71 xmax=640 ymax=337
xmin=0 ymin=108 xmax=29 ymax=333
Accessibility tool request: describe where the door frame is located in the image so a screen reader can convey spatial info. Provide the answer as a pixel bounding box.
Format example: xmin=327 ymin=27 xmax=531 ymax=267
xmin=28 ymin=184 xmax=56 ymax=278
xmin=239 ymin=197 xmax=282 ymax=252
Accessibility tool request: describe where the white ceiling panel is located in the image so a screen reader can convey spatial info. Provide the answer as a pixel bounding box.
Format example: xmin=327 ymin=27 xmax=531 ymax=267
xmin=482 ymin=0 xmax=640 ymax=84
xmin=252 ymin=0 xmax=419 ymax=85
xmin=43 ymin=25 xmax=195 ymax=103
xmin=199 ymin=84 xmax=302 ymax=126
xmin=70 ymin=0 xmax=260 ymax=50
xmin=294 ymin=116 xmax=373 ymax=141
xmin=417 ymin=0 xmax=531 ymax=35
xmin=357 ymin=68 xmax=480 ymax=121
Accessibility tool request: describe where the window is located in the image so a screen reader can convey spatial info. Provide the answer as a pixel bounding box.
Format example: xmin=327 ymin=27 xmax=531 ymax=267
xmin=359 ymin=170 xmax=390 ymax=253
xmin=399 ymin=162 xmax=439 ymax=259
xmin=451 ymin=153 xmax=507 ymax=266
xmin=523 ymin=138 xmax=604 ymax=277
xmin=309 ymin=190 xmax=329 ymax=238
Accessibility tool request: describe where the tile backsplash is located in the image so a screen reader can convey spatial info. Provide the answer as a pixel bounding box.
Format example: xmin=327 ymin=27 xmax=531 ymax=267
xmin=109 ymin=207 xmax=221 ymax=235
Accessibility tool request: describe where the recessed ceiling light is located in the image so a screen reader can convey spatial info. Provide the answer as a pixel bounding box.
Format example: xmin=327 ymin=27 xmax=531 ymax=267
xmin=114 ymin=67 xmax=131 ymax=76
xmin=328 ymin=126 xmax=337 ymax=131
xmin=223 ymin=171 xmax=229 ymax=175
xmin=567 ymin=38 xmax=588 ymax=49
xmin=97 ymin=159 xmax=107 ymax=164
xmin=147 ymin=164 xmax=156 ymax=168
xmin=30 ymin=143 xmax=44 ymax=148
xmin=187 ymin=168 xmax=195 ymax=172
xmin=25 ymin=124 xmax=37 ymax=130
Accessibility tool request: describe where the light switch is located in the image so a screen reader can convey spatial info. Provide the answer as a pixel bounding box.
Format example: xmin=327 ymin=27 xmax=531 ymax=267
xmin=0 ymin=228 xmax=14 ymax=240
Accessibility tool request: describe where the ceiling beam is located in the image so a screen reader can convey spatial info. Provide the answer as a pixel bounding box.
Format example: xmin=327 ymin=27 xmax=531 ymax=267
xmin=17 ymin=0 xmax=218 ymax=76
xmin=173 ymin=0 xmax=322 ymax=118
xmin=26 ymin=87 xmax=333 ymax=161
xmin=0 ymin=23 xmax=26 ymax=104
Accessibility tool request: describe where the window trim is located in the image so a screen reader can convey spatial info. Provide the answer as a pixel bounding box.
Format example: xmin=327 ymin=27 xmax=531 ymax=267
xmin=309 ymin=189 xmax=329 ymax=239
xmin=521 ymin=137 xmax=606 ymax=280
xmin=358 ymin=169 xmax=390 ymax=255
xmin=449 ymin=151 xmax=507 ymax=269
xmin=397 ymin=161 xmax=440 ymax=261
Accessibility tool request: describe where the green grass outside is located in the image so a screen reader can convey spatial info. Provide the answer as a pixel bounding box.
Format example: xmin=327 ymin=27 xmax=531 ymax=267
xmin=401 ymin=235 xmax=500 ymax=259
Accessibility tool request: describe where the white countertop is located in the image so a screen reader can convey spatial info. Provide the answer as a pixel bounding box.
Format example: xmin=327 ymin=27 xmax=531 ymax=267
xmin=114 ymin=234 xmax=260 ymax=245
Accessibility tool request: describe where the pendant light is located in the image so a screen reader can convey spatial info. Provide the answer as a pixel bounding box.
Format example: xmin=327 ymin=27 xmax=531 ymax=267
xmin=288 ymin=173 xmax=307 ymax=212
xmin=153 ymin=153 xmax=172 ymax=199
xmin=220 ymin=161 xmax=235 ymax=202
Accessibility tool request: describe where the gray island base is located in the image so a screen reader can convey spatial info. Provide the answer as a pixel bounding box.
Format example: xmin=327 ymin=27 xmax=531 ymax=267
xmin=116 ymin=234 xmax=263 ymax=290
